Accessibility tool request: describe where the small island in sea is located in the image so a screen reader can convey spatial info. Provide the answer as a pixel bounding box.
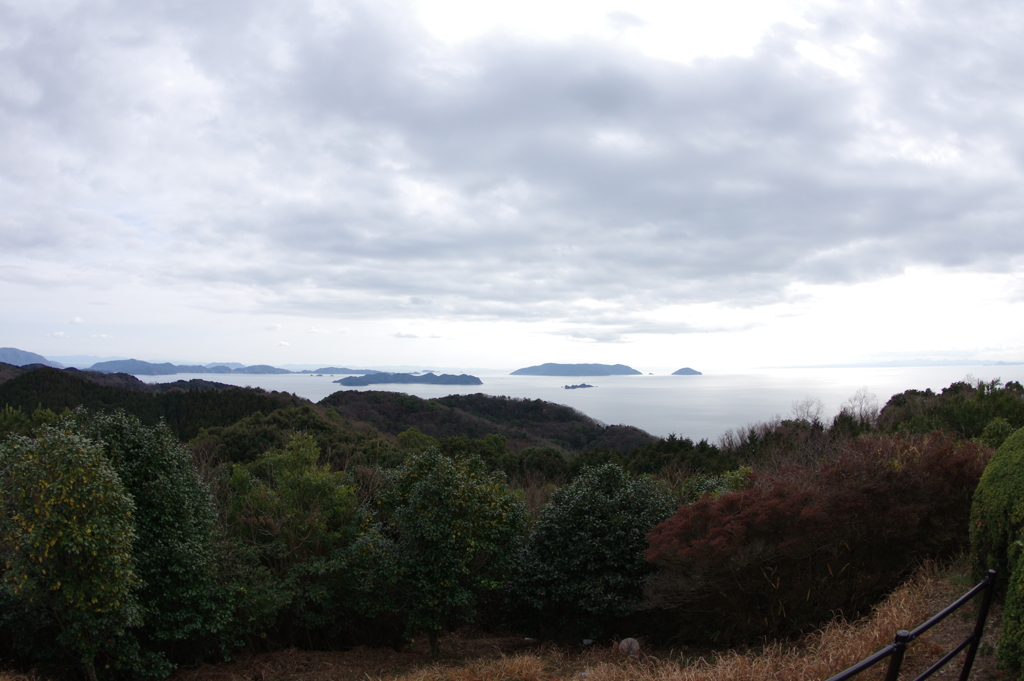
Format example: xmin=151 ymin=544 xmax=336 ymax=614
xmin=511 ymin=363 xmax=641 ymax=376
xmin=564 ymin=383 xmax=595 ymax=390
xmin=333 ymin=372 xmax=482 ymax=386
xmin=672 ymin=367 xmax=703 ymax=375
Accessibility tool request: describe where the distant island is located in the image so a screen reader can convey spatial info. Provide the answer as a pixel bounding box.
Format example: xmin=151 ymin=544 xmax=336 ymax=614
xmin=89 ymin=359 xmax=296 ymax=375
xmin=334 ymin=372 xmax=482 ymax=386
xmin=511 ymin=363 xmax=641 ymax=376
xmin=672 ymin=367 xmax=703 ymax=375
xmin=85 ymin=359 xmax=384 ymax=376
xmin=564 ymin=383 xmax=595 ymax=390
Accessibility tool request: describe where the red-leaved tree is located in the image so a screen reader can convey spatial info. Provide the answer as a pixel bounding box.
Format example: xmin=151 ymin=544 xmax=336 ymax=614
xmin=642 ymin=432 xmax=990 ymax=644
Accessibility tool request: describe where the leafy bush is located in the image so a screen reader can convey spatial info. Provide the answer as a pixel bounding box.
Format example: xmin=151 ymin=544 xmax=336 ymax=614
xmin=968 ymin=426 xmax=1024 ymax=670
xmin=644 ymin=433 xmax=990 ymax=644
xmin=511 ymin=464 xmax=675 ymax=639
xmin=0 ymin=427 xmax=140 ymax=680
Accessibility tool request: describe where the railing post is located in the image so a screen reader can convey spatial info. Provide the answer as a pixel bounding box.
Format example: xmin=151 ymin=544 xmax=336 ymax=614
xmin=884 ymin=630 xmax=911 ymax=681
xmin=958 ymin=569 xmax=997 ymax=681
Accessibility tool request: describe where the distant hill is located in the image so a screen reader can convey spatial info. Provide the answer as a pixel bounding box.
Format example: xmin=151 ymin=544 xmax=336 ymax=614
xmin=89 ymin=359 xmax=194 ymax=374
xmin=672 ymin=367 xmax=703 ymax=375
xmin=0 ymin=347 xmax=63 ymax=368
xmin=318 ymin=390 xmax=655 ymax=453
xmin=240 ymin=364 xmax=293 ymax=374
xmin=297 ymin=367 xmax=382 ymax=375
xmin=0 ymin=364 xmax=304 ymax=440
xmin=334 ymin=372 xmax=482 ymax=386
xmin=89 ymin=359 xmax=293 ymax=375
xmin=511 ymin=363 xmax=641 ymax=376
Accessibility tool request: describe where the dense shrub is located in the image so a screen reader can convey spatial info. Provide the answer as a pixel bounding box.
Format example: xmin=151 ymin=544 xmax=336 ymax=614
xmin=644 ymin=433 xmax=990 ymax=644
xmin=968 ymin=426 xmax=1024 ymax=670
xmin=1001 ymin=524 xmax=1024 ymax=671
xmin=0 ymin=427 xmax=141 ymax=680
xmin=511 ymin=464 xmax=675 ymax=639
xmin=970 ymin=427 xmax=1024 ymax=584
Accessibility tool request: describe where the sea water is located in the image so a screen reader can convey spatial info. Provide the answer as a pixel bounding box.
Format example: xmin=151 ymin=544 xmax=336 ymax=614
xmin=138 ymin=365 xmax=1024 ymax=443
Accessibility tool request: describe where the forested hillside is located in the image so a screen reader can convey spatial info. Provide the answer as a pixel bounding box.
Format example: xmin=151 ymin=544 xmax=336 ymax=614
xmin=320 ymin=390 xmax=656 ymax=452
xmin=0 ymin=364 xmax=304 ymax=440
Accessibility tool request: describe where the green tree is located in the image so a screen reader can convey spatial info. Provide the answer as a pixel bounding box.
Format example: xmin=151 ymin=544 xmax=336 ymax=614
xmin=0 ymin=406 xmax=62 ymax=440
xmin=396 ymin=427 xmax=438 ymax=451
xmin=65 ymin=409 xmax=227 ymax=671
xmin=0 ymin=427 xmax=140 ymax=681
xmin=511 ymin=464 xmax=675 ymax=638
xmin=375 ymin=449 xmax=527 ymax=655
xmin=224 ymin=433 xmax=361 ymax=646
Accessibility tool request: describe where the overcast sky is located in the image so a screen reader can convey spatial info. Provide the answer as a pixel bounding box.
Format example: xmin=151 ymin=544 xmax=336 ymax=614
xmin=2 ymin=0 xmax=1023 ymax=371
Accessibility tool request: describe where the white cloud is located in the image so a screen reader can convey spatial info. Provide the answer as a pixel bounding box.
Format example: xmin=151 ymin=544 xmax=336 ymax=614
xmin=70 ymin=316 xmax=84 ymax=324
xmin=1 ymin=0 xmax=1022 ymax=368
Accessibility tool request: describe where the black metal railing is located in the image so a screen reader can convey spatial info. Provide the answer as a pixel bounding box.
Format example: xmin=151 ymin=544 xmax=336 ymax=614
xmin=825 ymin=569 xmax=997 ymax=681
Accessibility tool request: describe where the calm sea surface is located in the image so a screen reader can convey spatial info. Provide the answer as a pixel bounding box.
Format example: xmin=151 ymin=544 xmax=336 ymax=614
xmin=139 ymin=366 xmax=1024 ymax=442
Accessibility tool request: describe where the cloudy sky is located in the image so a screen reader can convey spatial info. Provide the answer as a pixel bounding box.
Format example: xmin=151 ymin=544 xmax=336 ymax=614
xmin=2 ymin=0 xmax=1023 ymax=371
